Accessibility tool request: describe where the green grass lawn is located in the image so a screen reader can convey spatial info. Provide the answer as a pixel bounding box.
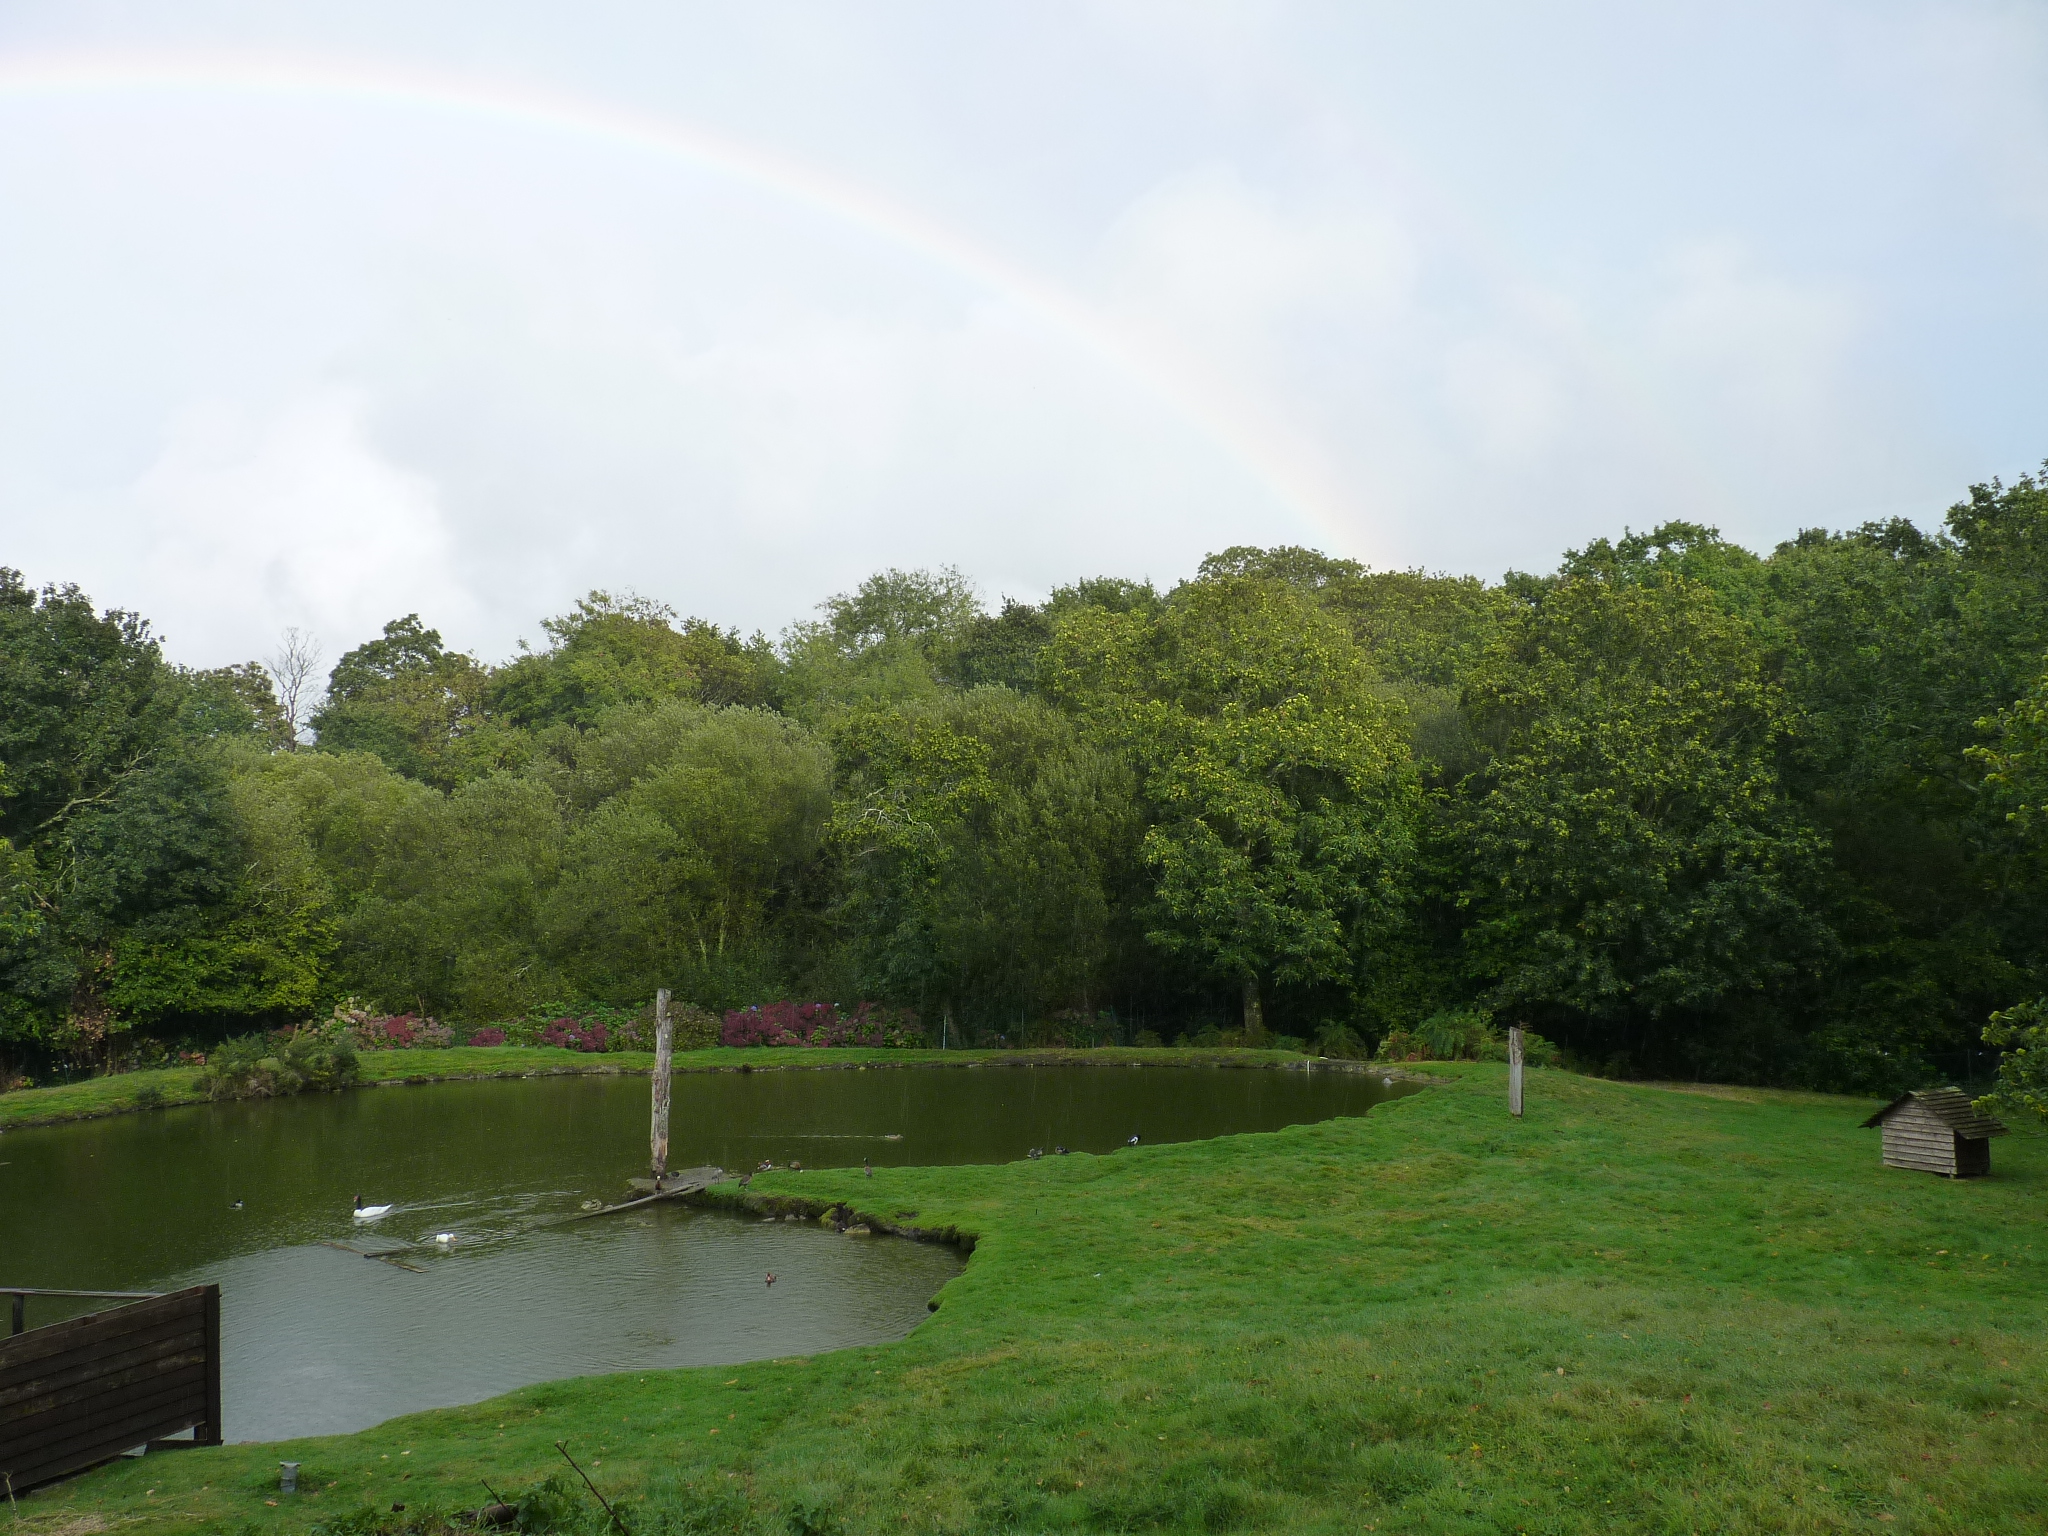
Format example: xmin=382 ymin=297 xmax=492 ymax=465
xmin=0 ymin=1045 xmax=1308 ymax=1132
xmin=12 ymin=1064 xmax=2044 ymax=1534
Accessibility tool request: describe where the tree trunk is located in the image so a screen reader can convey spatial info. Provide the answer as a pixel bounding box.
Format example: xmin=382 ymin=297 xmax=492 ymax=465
xmin=650 ymin=988 xmax=673 ymax=1177
xmin=1241 ymin=975 xmax=1264 ymax=1040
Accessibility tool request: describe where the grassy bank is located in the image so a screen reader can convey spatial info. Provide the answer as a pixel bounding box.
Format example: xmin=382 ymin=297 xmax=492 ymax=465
xmin=14 ymin=1064 xmax=2047 ymax=1534
xmin=0 ymin=1045 xmax=1317 ymax=1132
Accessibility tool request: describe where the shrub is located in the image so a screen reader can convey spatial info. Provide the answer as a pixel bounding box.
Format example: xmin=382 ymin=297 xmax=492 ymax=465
xmin=134 ymin=1082 xmax=166 ymax=1109
xmin=310 ymin=1000 xmax=452 ymax=1051
xmin=1024 ymin=1009 xmax=1121 ymax=1048
xmin=670 ymin=1002 xmax=719 ymax=1050
xmin=1313 ymin=1022 xmax=1368 ymax=1059
xmin=198 ymin=1032 xmax=359 ymax=1100
xmin=1177 ymin=1022 xmax=1284 ymax=1050
xmin=1376 ymin=1010 xmax=1560 ymax=1065
xmin=720 ymin=1001 xmax=925 ymax=1049
xmin=540 ymin=1017 xmax=610 ymax=1052
xmin=464 ymin=1026 xmax=507 ymax=1047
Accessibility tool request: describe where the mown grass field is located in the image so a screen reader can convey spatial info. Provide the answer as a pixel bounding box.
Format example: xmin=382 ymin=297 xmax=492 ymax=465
xmin=12 ymin=1063 xmax=2045 ymax=1534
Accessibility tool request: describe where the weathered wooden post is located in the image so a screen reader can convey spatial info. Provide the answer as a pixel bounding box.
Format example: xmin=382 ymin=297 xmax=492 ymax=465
xmin=650 ymin=988 xmax=673 ymax=1179
xmin=1508 ymin=1024 xmax=1525 ymax=1118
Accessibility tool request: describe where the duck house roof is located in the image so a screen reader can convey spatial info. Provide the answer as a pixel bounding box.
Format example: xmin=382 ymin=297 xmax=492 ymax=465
xmin=1861 ymin=1087 xmax=2008 ymax=1138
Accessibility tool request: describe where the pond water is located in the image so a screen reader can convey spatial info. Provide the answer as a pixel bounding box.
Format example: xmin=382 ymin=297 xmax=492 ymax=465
xmin=0 ymin=1062 xmax=1415 ymax=1440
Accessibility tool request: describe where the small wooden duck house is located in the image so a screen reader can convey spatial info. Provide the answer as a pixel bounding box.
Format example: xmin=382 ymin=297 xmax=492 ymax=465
xmin=1861 ymin=1088 xmax=2007 ymax=1177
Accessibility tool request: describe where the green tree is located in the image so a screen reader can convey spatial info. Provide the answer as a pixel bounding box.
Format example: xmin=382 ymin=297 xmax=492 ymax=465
xmin=487 ymin=591 xmax=776 ymax=729
xmin=542 ymin=705 xmax=831 ymax=1006
xmin=0 ymin=574 xmax=299 ymax=1059
xmin=1044 ymin=574 xmax=1419 ymax=1035
xmin=312 ymin=616 xmax=514 ymax=789
xmin=780 ymin=567 xmax=984 ymax=715
xmin=1449 ymin=570 xmax=1834 ymax=1076
xmin=338 ymin=770 xmax=567 ymax=1020
xmin=830 ymin=690 xmax=1142 ymax=1032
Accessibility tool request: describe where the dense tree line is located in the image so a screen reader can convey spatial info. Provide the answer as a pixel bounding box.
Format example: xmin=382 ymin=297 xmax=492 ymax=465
xmin=7 ymin=467 xmax=2048 ymax=1091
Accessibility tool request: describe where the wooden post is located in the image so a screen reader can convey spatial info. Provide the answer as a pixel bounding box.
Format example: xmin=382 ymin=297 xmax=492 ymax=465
xmin=1508 ymin=1025 xmax=1525 ymax=1118
xmin=650 ymin=988 xmax=673 ymax=1178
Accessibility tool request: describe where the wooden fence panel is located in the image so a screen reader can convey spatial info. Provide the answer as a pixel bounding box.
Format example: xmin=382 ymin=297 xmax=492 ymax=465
xmin=0 ymin=1286 xmax=219 ymax=1493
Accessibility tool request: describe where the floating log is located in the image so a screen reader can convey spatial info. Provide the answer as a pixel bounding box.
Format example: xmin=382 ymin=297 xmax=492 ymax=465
xmin=624 ymin=1165 xmax=724 ymax=1198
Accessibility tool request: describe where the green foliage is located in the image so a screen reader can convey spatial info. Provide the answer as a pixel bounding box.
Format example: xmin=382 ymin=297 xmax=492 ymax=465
xmin=488 ymin=590 xmax=776 ymax=729
xmin=1447 ymin=570 xmax=1834 ymax=1073
xmin=197 ymin=1030 xmax=359 ymax=1099
xmin=1981 ymin=997 xmax=2048 ymax=1127
xmin=544 ymin=704 xmax=831 ymax=1007
xmin=954 ymin=598 xmax=1052 ymax=691
xmin=830 ymin=689 xmax=1141 ymax=1029
xmin=1044 ymin=573 xmax=1419 ymax=1031
xmin=15 ymin=470 xmax=2048 ymax=1086
xmin=311 ymin=615 xmax=514 ymax=789
xmin=1311 ymin=1021 xmax=1367 ymax=1058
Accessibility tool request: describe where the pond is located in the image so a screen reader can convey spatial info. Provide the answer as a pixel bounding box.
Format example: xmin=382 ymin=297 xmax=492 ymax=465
xmin=0 ymin=1061 xmax=1416 ymax=1440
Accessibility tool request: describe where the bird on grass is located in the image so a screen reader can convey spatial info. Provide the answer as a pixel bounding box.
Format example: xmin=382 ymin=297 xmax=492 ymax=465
xmin=1053 ymin=1146 xmax=1068 ymax=1156
xmin=863 ymin=1157 xmax=872 ymax=1178
xmin=1027 ymin=1147 xmax=1043 ymax=1160
xmin=789 ymin=1159 xmax=803 ymax=1173
xmin=353 ymin=1195 xmax=394 ymax=1221
xmin=230 ymin=1199 xmax=244 ymax=1210
xmin=1126 ymin=1134 xmax=1141 ymax=1147
xmin=757 ymin=1158 xmax=774 ymax=1172
xmin=738 ymin=1172 xmax=753 ymax=1191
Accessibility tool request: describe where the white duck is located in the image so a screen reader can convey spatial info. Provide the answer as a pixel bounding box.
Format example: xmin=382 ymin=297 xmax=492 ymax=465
xmin=353 ymin=1195 xmax=394 ymax=1221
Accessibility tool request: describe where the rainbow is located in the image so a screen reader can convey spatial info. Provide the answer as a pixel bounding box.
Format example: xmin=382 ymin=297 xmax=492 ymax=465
xmin=0 ymin=49 xmax=1360 ymax=544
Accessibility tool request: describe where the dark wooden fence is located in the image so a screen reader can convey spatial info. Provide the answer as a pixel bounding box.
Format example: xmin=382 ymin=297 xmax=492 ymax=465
xmin=0 ymin=1285 xmax=221 ymax=1494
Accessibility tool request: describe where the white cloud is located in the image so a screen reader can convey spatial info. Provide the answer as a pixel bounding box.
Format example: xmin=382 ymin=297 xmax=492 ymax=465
xmin=125 ymin=388 xmax=478 ymax=664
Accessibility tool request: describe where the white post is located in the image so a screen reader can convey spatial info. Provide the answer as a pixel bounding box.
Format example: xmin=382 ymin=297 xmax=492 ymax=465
xmin=651 ymin=988 xmax=674 ymax=1177
xmin=1508 ymin=1024 xmax=1525 ymax=1119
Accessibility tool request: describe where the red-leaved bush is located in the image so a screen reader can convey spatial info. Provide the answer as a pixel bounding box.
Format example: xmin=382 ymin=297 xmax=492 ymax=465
xmin=465 ymin=1027 xmax=507 ymax=1047
xmin=540 ymin=1018 xmax=609 ymax=1052
xmin=720 ymin=1001 xmax=924 ymax=1049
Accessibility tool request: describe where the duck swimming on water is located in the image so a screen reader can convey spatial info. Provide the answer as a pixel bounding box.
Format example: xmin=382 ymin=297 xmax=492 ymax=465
xmin=352 ymin=1195 xmax=394 ymax=1221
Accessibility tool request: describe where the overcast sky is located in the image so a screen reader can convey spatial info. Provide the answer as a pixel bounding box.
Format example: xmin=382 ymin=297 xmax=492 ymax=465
xmin=3 ymin=2 xmax=2044 ymax=669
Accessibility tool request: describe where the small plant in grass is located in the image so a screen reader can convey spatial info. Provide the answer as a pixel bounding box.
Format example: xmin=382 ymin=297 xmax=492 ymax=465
xmin=133 ymin=1082 xmax=166 ymax=1109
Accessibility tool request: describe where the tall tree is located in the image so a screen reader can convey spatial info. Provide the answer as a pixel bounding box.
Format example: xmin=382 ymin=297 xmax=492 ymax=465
xmin=1449 ymin=569 xmax=1834 ymax=1077
xmin=1044 ymin=574 xmax=1419 ymax=1034
xmin=311 ymin=616 xmax=506 ymax=788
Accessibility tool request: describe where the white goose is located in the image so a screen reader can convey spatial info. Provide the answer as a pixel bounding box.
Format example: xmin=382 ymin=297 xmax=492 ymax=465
xmin=353 ymin=1195 xmax=394 ymax=1221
